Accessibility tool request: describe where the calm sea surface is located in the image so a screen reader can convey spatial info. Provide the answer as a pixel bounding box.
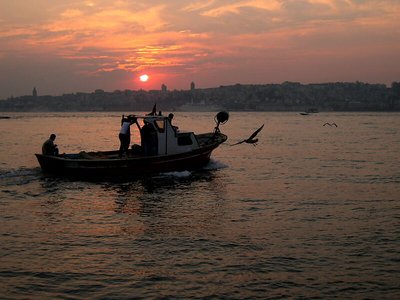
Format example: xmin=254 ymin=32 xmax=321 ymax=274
xmin=0 ymin=112 xmax=399 ymax=299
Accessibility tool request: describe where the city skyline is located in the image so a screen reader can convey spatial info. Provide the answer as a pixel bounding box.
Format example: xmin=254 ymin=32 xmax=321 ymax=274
xmin=1 ymin=0 xmax=399 ymax=99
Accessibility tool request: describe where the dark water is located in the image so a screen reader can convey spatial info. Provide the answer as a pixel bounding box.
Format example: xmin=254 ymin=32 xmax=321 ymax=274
xmin=1 ymin=112 xmax=399 ymax=299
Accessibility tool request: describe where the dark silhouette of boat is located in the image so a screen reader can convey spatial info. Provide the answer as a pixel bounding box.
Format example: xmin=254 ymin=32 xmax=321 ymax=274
xmin=300 ymin=108 xmax=319 ymax=115
xmin=35 ymin=112 xmax=229 ymax=178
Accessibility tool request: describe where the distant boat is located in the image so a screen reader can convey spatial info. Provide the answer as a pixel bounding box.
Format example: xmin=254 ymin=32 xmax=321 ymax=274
xmin=35 ymin=112 xmax=229 ymax=178
xmin=300 ymin=108 xmax=319 ymax=115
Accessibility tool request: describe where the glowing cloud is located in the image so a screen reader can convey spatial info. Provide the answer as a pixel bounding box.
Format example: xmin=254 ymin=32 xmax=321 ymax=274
xmin=200 ymin=0 xmax=282 ymax=17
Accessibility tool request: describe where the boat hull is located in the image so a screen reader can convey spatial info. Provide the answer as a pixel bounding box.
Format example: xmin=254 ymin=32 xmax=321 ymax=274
xmin=35 ymin=133 xmax=227 ymax=178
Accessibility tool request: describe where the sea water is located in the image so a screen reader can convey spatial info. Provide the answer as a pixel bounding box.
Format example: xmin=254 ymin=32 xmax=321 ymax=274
xmin=0 ymin=112 xmax=399 ymax=299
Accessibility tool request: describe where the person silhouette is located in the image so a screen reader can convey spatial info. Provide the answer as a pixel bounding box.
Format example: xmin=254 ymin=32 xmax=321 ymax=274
xmin=42 ymin=133 xmax=59 ymax=155
xmin=119 ymin=115 xmax=136 ymax=157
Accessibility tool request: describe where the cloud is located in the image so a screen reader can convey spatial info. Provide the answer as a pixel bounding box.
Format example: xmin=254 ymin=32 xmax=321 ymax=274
xmin=183 ymin=0 xmax=216 ymax=12
xmin=0 ymin=0 xmax=399 ymax=98
xmin=199 ymin=0 xmax=282 ymax=17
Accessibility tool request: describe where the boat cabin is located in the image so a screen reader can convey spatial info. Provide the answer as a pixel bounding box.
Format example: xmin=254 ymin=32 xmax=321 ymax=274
xmin=133 ymin=115 xmax=200 ymax=156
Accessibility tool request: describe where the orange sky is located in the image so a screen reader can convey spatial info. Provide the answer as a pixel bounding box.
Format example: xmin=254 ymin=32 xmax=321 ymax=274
xmin=0 ymin=0 xmax=399 ymax=98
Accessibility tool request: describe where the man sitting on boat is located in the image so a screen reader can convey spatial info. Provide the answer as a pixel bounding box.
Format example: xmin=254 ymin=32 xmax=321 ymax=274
xmin=42 ymin=134 xmax=59 ymax=156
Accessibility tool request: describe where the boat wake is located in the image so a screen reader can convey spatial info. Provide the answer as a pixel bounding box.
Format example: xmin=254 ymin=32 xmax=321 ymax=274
xmin=157 ymin=159 xmax=228 ymax=178
xmin=0 ymin=167 xmax=42 ymax=186
xmin=203 ymin=159 xmax=228 ymax=170
xmin=0 ymin=167 xmax=41 ymax=179
xmin=159 ymin=170 xmax=192 ymax=178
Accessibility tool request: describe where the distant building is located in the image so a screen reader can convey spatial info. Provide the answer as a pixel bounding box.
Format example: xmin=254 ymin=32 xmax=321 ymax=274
xmin=32 ymin=87 xmax=37 ymax=97
xmin=190 ymin=82 xmax=195 ymax=90
xmin=161 ymin=83 xmax=167 ymax=92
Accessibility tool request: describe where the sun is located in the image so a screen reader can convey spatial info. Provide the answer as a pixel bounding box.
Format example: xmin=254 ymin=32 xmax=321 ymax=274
xmin=139 ymin=74 xmax=149 ymax=82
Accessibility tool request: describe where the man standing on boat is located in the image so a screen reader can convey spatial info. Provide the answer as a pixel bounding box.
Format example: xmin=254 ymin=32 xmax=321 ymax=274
xmin=119 ymin=115 xmax=136 ymax=157
xmin=141 ymin=120 xmax=158 ymax=156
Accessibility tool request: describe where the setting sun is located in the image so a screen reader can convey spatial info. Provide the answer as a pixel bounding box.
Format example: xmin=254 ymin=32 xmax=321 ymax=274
xmin=139 ymin=74 xmax=149 ymax=82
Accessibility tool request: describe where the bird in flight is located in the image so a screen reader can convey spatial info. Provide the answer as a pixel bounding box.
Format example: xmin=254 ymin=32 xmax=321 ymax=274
xmin=231 ymin=124 xmax=264 ymax=146
xmin=323 ymin=122 xmax=338 ymax=127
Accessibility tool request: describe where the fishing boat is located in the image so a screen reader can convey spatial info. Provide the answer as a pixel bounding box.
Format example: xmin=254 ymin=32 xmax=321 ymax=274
xmin=300 ymin=108 xmax=319 ymax=115
xmin=35 ymin=111 xmax=229 ymax=178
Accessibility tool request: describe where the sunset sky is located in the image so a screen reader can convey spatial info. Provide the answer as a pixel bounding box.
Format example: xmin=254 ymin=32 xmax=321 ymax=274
xmin=0 ymin=0 xmax=399 ymax=98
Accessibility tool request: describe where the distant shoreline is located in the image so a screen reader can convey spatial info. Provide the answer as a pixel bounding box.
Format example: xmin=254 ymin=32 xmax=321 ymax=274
xmin=1 ymin=81 xmax=399 ymax=112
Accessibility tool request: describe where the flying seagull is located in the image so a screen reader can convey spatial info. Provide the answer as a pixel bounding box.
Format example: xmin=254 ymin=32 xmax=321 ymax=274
xmin=231 ymin=124 xmax=264 ymax=146
xmin=323 ymin=122 xmax=338 ymax=127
